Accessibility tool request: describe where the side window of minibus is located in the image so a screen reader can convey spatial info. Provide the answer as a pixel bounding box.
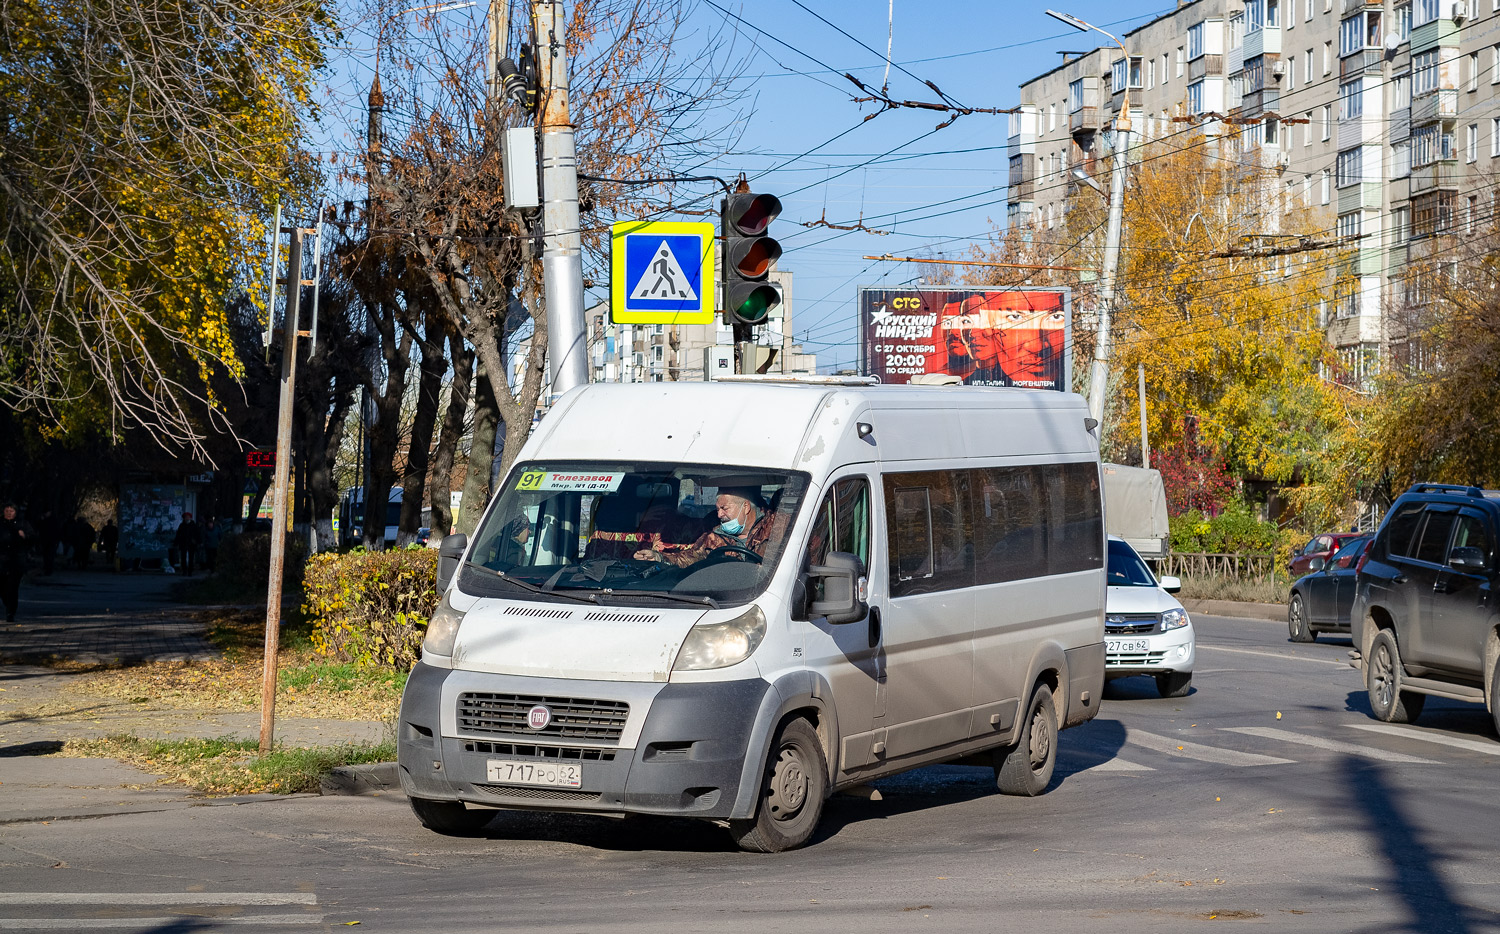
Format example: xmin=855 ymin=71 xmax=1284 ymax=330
xmin=891 ymin=486 xmax=934 ymax=587
xmin=832 ymin=478 xmax=871 ymax=567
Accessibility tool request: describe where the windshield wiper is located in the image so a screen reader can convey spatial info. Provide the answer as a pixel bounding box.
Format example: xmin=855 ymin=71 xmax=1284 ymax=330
xmin=463 ymin=561 xmax=597 ymax=604
xmin=553 ymin=585 xmax=719 ymax=610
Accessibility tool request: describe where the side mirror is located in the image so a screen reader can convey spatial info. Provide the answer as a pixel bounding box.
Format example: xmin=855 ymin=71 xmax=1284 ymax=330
xmin=1308 ymin=556 xmax=1326 ymax=573
xmin=807 ymin=551 xmax=868 ymax=625
xmin=1449 ymin=545 xmax=1486 ymax=571
xmin=436 ymin=533 xmax=468 ymax=592
xmin=1158 ymin=575 xmax=1182 ymax=594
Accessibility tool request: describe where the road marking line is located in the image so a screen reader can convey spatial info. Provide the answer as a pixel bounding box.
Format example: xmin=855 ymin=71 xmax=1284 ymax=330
xmin=0 ymin=895 xmax=316 ymax=906
xmin=1346 ymin=723 xmax=1500 ymax=756
xmin=1197 ymin=644 xmax=1349 ymax=667
xmin=1076 ymin=757 xmax=1154 ymax=771
xmin=1126 ymin=729 xmax=1294 ymax=766
xmin=1222 ymin=727 xmax=1437 ymax=764
xmin=0 ymin=917 xmax=323 ymax=929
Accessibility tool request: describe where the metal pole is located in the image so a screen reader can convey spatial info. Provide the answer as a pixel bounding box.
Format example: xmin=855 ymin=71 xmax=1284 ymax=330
xmin=1138 ymin=363 xmax=1149 ymax=470
xmin=535 ymin=0 xmax=588 ymax=398
xmin=1087 ymin=109 xmax=1131 ymax=430
xmin=259 ymin=225 xmax=306 ymax=755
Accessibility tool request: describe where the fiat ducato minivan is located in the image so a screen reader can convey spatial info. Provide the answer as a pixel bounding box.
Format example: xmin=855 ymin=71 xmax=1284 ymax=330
xmin=397 ymin=378 xmax=1106 ymax=851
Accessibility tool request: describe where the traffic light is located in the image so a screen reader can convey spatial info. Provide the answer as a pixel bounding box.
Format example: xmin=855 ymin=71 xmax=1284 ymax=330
xmin=721 ymin=191 xmax=783 ymax=326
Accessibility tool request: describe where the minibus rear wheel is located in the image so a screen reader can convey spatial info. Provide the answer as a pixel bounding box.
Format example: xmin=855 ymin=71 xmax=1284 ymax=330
xmin=994 ymin=684 xmax=1057 ymax=796
xmin=730 ymin=717 xmax=827 ymax=853
xmin=409 ymin=796 xmax=495 ymax=836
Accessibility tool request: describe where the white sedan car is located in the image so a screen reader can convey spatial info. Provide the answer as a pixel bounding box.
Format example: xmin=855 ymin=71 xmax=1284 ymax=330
xmin=1105 ymin=535 xmax=1195 ymax=698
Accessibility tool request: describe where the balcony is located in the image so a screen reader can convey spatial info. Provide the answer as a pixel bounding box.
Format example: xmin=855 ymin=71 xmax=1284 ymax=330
xmin=1244 ymin=26 xmax=1281 ymax=59
xmin=1240 ymin=87 xmax=1281 ymax=116
xmin=1409 ymin=159 xmax=1459 ymax=195
xmin=1069 ymin=106 xmax=1103 ymax=136
xmin=1189 ymin=54 xmax=1224 ymax=81
xmin=1340 ymin=49 xmax=1383 ymax=79
xmin=1008 ymin=153 xmax=1035 ymax=190
xmin=1341 ymin=0 xmax=1381 ymax=14
xmin=1411 ymin=88 xmax=1458 ymax=126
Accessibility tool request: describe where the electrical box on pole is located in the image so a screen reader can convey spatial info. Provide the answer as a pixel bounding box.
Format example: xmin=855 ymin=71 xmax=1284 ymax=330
xmin=720 ymin=191 xmax=783 ymax=327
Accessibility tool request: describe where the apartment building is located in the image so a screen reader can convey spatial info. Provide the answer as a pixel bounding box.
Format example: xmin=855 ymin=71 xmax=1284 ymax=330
xmin=1010 ymin=0 xmax=1500 ymax=385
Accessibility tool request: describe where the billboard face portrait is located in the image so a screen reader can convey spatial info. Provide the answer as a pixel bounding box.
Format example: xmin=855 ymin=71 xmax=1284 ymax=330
xmin=859 ymin=288 xmax=1070 ymax=391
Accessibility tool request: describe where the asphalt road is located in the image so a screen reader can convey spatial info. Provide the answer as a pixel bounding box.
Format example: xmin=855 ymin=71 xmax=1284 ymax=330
xmin=2 ymin=612 xmax=1499 ymax=933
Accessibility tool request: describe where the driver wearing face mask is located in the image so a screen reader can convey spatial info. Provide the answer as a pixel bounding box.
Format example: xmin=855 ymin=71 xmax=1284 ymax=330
xmin=634 ymin=486 xmax=784 ymax=567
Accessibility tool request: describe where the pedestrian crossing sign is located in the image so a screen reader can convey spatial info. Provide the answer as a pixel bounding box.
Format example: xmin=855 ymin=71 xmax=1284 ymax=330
xmin=610 ymin=220 xmax=715 ymax=324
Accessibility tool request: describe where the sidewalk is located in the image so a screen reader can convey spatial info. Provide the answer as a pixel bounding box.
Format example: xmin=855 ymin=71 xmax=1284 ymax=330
xmin=0 ymin=567 xmax=388 ymax=821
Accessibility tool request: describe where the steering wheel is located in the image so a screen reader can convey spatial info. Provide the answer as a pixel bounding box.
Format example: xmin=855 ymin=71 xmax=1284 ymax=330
xmin=705 ymin=544 xmax=763 ymax=564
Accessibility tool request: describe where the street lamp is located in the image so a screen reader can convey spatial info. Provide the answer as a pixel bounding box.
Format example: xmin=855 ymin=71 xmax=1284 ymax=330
xmin=1046 ymin=9 xmax=1133 ymax=433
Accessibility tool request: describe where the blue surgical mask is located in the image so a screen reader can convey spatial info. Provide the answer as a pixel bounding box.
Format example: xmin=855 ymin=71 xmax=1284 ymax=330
xmin=718 ymin=517 xmax=744 ymax=536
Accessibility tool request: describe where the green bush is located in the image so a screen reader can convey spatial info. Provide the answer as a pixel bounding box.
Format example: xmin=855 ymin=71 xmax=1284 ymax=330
xmin=215 ymin=532 xmax=308 ymax=594
xmin=1169 ymin=500 xmax=1302 ymax=568
xmin=303 ymin=547 xmax=438 ymax=669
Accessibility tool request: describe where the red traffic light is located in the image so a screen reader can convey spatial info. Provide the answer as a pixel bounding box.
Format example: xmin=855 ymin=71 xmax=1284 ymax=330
xmin=724 ymin=192 xmax=782 ymax=236
xmin=726 ymin=236 xmax=782 ymax=280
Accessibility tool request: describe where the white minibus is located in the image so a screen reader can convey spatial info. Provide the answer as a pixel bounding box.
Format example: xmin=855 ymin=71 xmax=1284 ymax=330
xmin=398 ymin=379 xmax=1106 ymax=851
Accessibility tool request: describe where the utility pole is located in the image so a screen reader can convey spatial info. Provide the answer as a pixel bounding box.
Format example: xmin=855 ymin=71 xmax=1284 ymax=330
xmin=534 ymin=0 xmax=589 ymax=397
xmin=1138 ymin=363 xmax=1149 ymax=470
xmin=1046 ymin=10 xmax=1132 ymax=432
xmin=260 ymin=224 xmax=310 ymax=755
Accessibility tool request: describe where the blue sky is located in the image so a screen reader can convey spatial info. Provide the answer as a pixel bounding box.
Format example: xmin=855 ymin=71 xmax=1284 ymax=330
xmin=322 ymin=1 xmax=1176 ymax=372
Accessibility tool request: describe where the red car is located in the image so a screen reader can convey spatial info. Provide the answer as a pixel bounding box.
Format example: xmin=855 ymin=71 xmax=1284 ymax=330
xmin=1289 ymin=531 xmax=1366 ymax=576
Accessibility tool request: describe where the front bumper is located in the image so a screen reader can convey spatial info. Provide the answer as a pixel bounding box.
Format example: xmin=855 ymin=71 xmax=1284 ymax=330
xmin=397 ymin=661 xmax=769 ymax=820
xmin=1104 ymin=625 xmax=1195 ymax=677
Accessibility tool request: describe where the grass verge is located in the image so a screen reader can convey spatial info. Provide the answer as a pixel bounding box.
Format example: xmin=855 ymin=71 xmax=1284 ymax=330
xmin=1175 ymin=574 xmax=1289 ymax=605
xmin=67 ymin=609 xmax=406 ymax=722
xmin=58 ymin=734 xmax=396 ymax=795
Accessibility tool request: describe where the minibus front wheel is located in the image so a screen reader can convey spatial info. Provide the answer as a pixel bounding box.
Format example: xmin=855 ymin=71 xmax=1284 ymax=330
xmin=729 ymin=717 xmax=827 ymax=853
xmin=409 ymin=796 xmax=495 ymax=836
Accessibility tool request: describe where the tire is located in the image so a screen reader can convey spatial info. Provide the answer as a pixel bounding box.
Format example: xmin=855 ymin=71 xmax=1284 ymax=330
xmin=1490 ymin=660 xmax=1500 ymax=740
xmin=409 ymin=796 xmax=495 ymax=836
xmin=1156 ymin=671 xmax=1193 ymax=698
xmin=1288 ymin=593 xmax=1316 ymax=643
xmin=730 ymin=717 xmax=828 ymax=853
xmin=994 ymin=684 xmax=1058 ymax=796
xmin=1366 ymin=629 xmax=1426 ymax=724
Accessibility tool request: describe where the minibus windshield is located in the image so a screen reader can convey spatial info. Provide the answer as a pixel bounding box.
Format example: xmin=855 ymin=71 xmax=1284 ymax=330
xmin=460 ymin=462 xmax=810 ymax=606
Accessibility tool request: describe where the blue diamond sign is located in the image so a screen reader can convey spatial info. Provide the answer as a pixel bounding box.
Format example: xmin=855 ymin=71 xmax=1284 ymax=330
xmin=610 ymin=220 xmax=715 ymax=324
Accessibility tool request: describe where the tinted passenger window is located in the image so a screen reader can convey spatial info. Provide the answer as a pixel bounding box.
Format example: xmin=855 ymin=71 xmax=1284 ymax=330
xmin=1451 ymin=514 xmax=1491 ymax=569
xmin=1046 ymin=462 xmax=1104 ymax=576
xmin=1413 ymin=510 xmax=1457 ymax=565
xmin=1383 ymin=504 xmax=1426 ymax=558
xmin=975 ymin=466 xmax=1046 ymax=583
xmin=886 ymin=471 xmax=971 ymax=596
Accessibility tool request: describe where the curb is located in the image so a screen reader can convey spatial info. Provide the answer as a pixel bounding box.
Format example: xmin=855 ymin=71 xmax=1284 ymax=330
xmin=320 ymin=761 xmax=401 ymax=796
xmin=1181 ymin=599 xmax=1286 ymax=622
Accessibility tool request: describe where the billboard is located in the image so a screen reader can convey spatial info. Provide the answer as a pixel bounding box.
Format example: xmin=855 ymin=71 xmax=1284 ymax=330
xmin=858 ymin=287 xmax=1071 ymax=390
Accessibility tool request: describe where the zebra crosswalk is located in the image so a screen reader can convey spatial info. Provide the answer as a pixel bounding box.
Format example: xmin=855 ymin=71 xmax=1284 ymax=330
xmin=0 ymin=893 xmax=323 ymax=931
xmin=1059 ymin=721 xmax=1498 ymax=774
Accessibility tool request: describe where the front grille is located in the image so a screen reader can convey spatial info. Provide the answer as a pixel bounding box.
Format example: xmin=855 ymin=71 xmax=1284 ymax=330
xmin=464 ymin=740 xmax=616 ymax=761
xmin=1106 ymin=614 xmax=1159 ymax=635
xmin=457 ymin=693 xmax=629 ymax=742
xmin=473 ymin=784 xmax=603 ymax=803
xmin=1107 ymin=651 xmax=1168 ymax=667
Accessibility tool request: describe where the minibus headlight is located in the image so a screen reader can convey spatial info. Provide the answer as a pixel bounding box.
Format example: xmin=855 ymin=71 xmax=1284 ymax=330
xmin=1159 ymin=608 xmax=1190 ymax=632
xmin=673 ymin=606 xmax=766 ymax=671
xmin=423 ymin=592 xmax=465 ymax=657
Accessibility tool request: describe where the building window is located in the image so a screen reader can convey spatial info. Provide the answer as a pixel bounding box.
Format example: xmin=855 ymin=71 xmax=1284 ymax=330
xmin=1493 ymin=45 xmax=1500 ymax=84
xmin=1267 ymin=0 xmax=1280 ymax=27
xmin=1305 ymin=49 xmax=1314 ymax=82
xmin=1412 ymin=124 xmax=1454 ymax=165
xmin=1339 ymin=79 xmax=1363 ymax=119
xmin=1321 ymin=168 xmax=1331 ymax=203
xmin=1337 ymin=212 xmax=1363 ymax=241
xmin=1176 ymin=47 xmax=1185 ymax=77
xmin=1469 ymin=52 xmax=1479 ymax=92
xmin=1340 ymin=13 xmax=1379 ymax=57
xmin=1336 ymin=148 xmax=1363 ymax=187
xmin=1068 ymin=79 xmax=1084 ymax=113
xmin=1413 ymin=50 xmax=1439 ymax=95
xmin=1162 ymin=53 xmax=1171 ymax=84
xmin=1468 ymin=194 xmax=1479 ymax=232
xmin=1395 ymin=3 xmax=1411 ymax=39
xmin=1188 ymin=22 xmax=1205 ymax=61
xmin=1392 ymin=206 xmax=1409 ymax=243
xmin=1323 ymin=41 xmax=1332 ymax=75
xmin=1266 ymin=116 xmax=1279 ymax=146
xmin=1111 ymin=56 xmax=1143 ymax=92
xmin=1288 ymin=54 xmax=1297 ymax=90
xmin=1306 ymin=0 xmax=1315 ymax=20
xmin=1303 ymin=173 xmax=1313 ymax=205
xmin=1468 ymin=123 xmax=1479 ymax=162
xmin=1147 ymin=59 xmax=1156 ymax=89
xmin=1392 ymin=140 xmax=1411 ymax=177
xmin=1247 ymin=0 xmax=1265 ymax=31
xmin=1322 ymin=105 xmax=1332 ymax=140
xmin=1304 ymin=111 xmax=1314 ymax=146
xmin=1411 ymin=191 xmax=1454 ymax=237
xmin=1246 ymin=56 xmax=1266 ymax=92
xmin=1048 ymin=103 xmax=1056 ymax=131
xmin=1492 ymin=116 xmax=1500 ymax=156
xmin=1413 ymin=0 xmax=1439 ymax=27
xmin=1187 ymin=80 xmax=1205 ymax=115
xmin=1229 ymin=12 xmax=1245 ymax=48
xmin=1393 ymin=72 xmax=1411 ymax=109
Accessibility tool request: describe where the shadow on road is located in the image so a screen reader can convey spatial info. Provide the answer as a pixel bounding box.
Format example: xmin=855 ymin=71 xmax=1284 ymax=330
xmin=1343 ymin=754 xmax=1477 ymax=934
xmin=1343 ymin=691 xmax=1497 ymax=741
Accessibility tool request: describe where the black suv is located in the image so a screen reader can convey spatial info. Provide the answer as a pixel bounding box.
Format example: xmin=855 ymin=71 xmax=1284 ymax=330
xmin=1350 ymin=483 xmax=1499 ymax=735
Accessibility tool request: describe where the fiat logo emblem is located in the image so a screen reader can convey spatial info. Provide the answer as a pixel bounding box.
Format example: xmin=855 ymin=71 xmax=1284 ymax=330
xmin=527 ymin=705 xmax=552 ymax=731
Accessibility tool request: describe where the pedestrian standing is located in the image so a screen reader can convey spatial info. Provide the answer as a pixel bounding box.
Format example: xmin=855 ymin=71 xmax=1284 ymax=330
xmin=0 ymin=502 xmax=35 ymax=622
xmin=72 ymin=516 xmax=95 ymax=569
xmin=100 ymin=519 xmax=119 ymax=568
xmin=173 ymin=512 xmax=202 ymax=576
